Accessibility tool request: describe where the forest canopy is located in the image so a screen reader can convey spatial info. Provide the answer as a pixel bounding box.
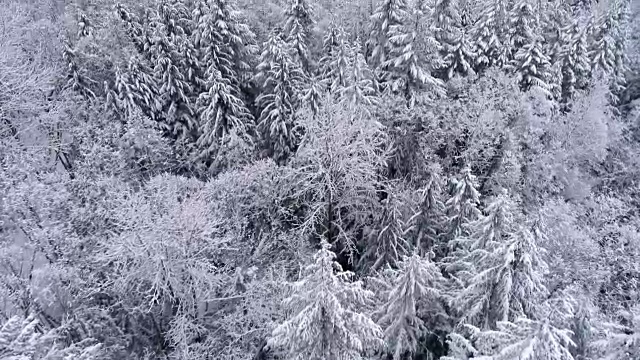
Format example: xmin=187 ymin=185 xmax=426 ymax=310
xmin=1 ymin=0 xmax=640 ymax=359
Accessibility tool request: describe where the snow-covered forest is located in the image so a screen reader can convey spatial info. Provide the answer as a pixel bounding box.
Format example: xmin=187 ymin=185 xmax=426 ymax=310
xmin=1 ymin=0 xmax=639 ymax=358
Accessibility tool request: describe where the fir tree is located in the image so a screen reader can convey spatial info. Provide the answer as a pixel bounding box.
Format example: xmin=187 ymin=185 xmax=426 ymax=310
xmin=361 ymin=185 xmax=414 ymax=271
xmin=283 ymin=0 xmax=314 ymax=72
xmin=302 ymin=77 xmax=324 ymax=118
xmin=195 ymin=67 xmax=253 ymax=166
xmin=267 ymin=240 xmax=383 ymax=359
xmin=377 ymin=254 xmax=448 ymax=360
xmin=256 ymin=33 xmax=306 ymax=164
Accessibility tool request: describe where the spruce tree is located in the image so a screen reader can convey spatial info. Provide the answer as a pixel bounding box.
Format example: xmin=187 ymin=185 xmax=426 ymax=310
xmin=472 ymin=0 xmax=513 ymax=69
xmin=434 ymin=0 xmax=475 ymax=79
xmin=413 ymin=166 xmax=447 ymax=253
xmin=368 ymin=0 xmax=409 ymax=68
xmin=445 ymin=191 xmax=514 ymax=286
xmin=382 ymin=0 xmax=445 ymax=105
xmin=510 ymin=0 xmax=536 ymax=51
xmin=559 ymin=20 xmax=591 ymax=105
xmin=454 ymin=218 xmax=548 ymax=329
xmin=341 ymin=41 xmax=378 ymax=109
xmin=377 ymin=254 xmax=448 ymax=360
xmin=318 ymin=25 xmax=352 ymax=94
xmin=267 ymin=240 xmax=383 ymax=359
xmin=283 ymin=0 xmax=314 ymax=72
xmin=194 ymin=0 xmax=255 ymax=165
xmin=473 ymin=317 xmax=575 ymax=359
xmin=255 ymin=32 xmax=306 ymax=164
xmin=444 ymin=166 xmax=482 ymax=244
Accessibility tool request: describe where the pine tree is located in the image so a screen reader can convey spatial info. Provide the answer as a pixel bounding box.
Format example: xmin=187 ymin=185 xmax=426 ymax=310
xmin=256 ymin=33 xmax=306 ymax=164
xmin=559 ymin=20 xmax=591 ymax=104
xmin=267 ymin=240 xmax=383 ymax=359
xmin=368 ymin=0 xmax=409 ymax=68
xmin=472 ymin=0 xmax=513 ymax=69
xmin=377 ymin=254 xmax=448 ymax=360
xmin=283 ymin=0 xmax=314 ymax=72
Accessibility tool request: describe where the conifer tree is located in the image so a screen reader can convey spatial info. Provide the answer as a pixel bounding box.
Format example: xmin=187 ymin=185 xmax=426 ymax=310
xmin=115 ymin=3 xmax=154 ymax=58
xmin=473 ymin=317 xmax=575 ymax=359
xmin=442 ymin=30 xmax=477 ymax=80
xmin=593 ymin=305 xmax=640 ymax=360
xmin=433 ymin=0 xmax=476 ymax=79
xmin=383 ymin=4 xmax=445 ymax=105
xmin=283 ymin=0 xmax=314 ymax=72
xmin=473 ymin=0 xmax=513 ymax=69
xmin=454 ymin=219 xmax=548 ymax=329
xmin=444 ymin=166 xmax=482 ymax=244
xmin=302 ymin=77 xmax=324 ymax=117
xmin=194 ymin=0 xmax=255 ymax=165
xmin=413 ymin=166 xmax=447 ymax=253
xmin=256 ymin=33 xmax=306 ymax=164
xmin=512 ymin=33 xmax=554 ymax=96
xmin=510 ymin=0 xmax=537 ymax=51
xmin=559 ymin=20 xmax=591 ymax=104
xmin=368 ymin=0 xmax=409 ymax=68
xmin=112 ymin=57 xmax=160 ymax=118
xmin=267 ymin=240 xmax=383 ymax=359
xmin=377 ymin=254 xmax=448 ymax=360
xmin=195 ymin=68 xmax=253 ymax=166
xmin=361 ymin=185 xmax=414 ymax=271
xmin=341 ymin=41 xmax=378 ymax=109
xmin=445 ymin=191 xmax=514 ymax=286
xmin=318 ymin=25 xmax=352 ymax=93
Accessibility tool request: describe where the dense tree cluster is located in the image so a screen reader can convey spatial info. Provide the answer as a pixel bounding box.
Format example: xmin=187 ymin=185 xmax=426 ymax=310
xmin=1 ymin=0 xmax=640 ymax=359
